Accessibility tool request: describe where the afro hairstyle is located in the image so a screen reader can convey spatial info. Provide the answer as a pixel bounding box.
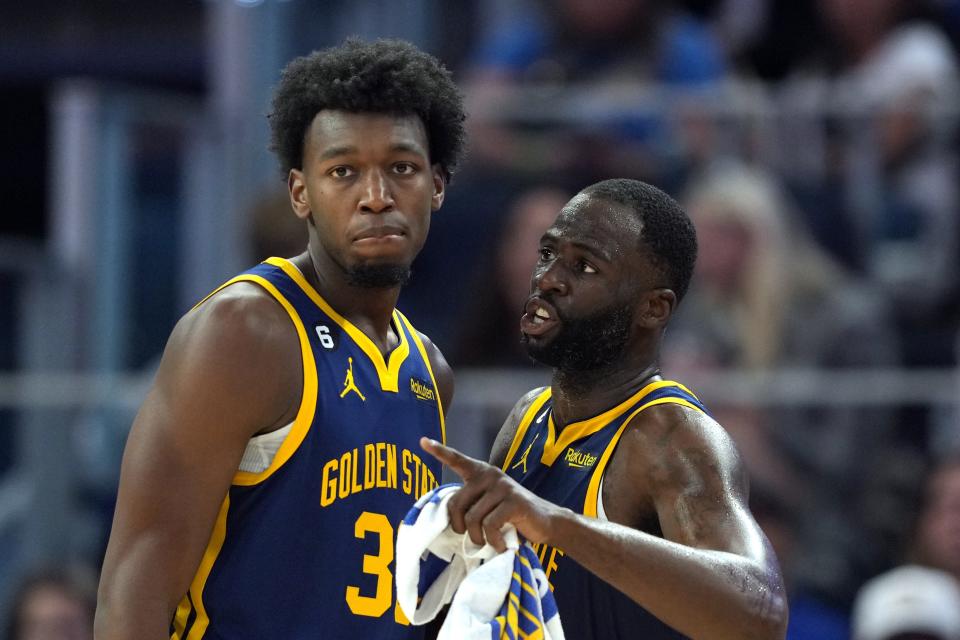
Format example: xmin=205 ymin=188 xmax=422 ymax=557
xmin=268 ymin=38 xmax=467 ymax=181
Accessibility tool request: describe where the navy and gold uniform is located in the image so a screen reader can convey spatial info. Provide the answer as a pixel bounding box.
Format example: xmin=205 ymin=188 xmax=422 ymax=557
xmin=501 ymin=380 xmax=708 ymax=640
xmin=171 ymin=257 xmax=443 ymax=640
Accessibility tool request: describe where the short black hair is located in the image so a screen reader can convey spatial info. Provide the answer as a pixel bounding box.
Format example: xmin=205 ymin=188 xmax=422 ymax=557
xmin=268 ymin=38 xmax=467 ymax=180
xmin=581 ymin=179 xmax=698 ymax=302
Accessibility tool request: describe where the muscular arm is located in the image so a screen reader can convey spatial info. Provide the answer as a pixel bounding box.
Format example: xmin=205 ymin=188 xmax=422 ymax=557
xmin=551 ymin=406 xmax=787 ymax=639
xmin=95 ymin=284 xmax=301 ymax=640
xmin=421 ymin=405 xmax=787 ymax=640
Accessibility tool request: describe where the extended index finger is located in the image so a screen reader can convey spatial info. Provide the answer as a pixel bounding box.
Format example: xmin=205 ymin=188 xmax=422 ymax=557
xmin=419 ymin=437 xmax=483 ymax=481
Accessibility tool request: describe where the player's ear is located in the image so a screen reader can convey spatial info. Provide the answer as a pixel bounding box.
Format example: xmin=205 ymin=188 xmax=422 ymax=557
xmin=636 ymin=288 xmax=676 ymax=329
xmin=288 ymin=169 xmax=311 ymax=220
xmin=430 ymin=165 xmax=446 ymax=211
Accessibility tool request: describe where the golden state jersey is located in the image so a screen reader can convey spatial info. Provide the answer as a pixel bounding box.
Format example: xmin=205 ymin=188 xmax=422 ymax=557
xmin=501 ymin=380 xmax=707 ymax=640
xmin=170 ymin=258 xmax=444 ymax=640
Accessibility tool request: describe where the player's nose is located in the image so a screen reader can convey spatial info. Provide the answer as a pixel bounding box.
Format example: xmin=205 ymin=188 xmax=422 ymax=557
xmin=358 ymin=169 xmax=396 ymax=213
xmin=533 ymin=262 xmax=568 ymax=296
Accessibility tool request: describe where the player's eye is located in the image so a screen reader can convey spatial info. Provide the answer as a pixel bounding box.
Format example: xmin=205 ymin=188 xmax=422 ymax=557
xmin=393 ymin=162 xmax=417 ymax=175
xmin=538 ymin=247 xmax=555 ymax=262
xmin=579 ymin=260 xmax=597 ymax=274
xmin=329 ymin=166 xmax=354 ymax=178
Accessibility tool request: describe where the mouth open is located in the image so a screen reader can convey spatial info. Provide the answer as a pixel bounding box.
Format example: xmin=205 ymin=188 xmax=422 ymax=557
xmin=520 ymin=298 xmax=560 ymax=337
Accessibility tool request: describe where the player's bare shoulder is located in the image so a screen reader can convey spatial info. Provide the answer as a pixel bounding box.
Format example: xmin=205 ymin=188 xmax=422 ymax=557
xmin=183 ymin=280 xmax=286 ymax=336
xmin=602 ymin=402 xmax=748 ymax=531
xmin=620 ymin=403 xmax=744 ymax=494
xmin=173 ymin=283 xmax=297 ymax=367
xmin=158 ymin=281 xmax=302 ymax=437
xmin=641 ymin=402 xmax=739 ymax=469
xmin=489 ymin=386 xmax=548 ymax=468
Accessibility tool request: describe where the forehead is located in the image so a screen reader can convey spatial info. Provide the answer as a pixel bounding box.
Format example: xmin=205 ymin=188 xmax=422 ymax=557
xmin=547 ymin=194 xmax=643 ymax=252
xmin=303 ymin=111 xmax=429 ymax=160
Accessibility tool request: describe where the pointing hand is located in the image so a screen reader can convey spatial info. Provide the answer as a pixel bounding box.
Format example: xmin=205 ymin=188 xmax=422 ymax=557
xmin=419 ymin=437 xmax=564 ymax=552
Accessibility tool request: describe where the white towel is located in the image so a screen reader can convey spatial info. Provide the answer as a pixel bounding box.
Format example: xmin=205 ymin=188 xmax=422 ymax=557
xmin=395 ymin=484 xmax=565 ymax=640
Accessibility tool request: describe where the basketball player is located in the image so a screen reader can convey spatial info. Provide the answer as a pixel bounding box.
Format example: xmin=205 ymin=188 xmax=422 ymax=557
xmin=421 ymin=179 xmax=788 ymax=639
xmin=95 ymin=39 xmax=466 ymax=639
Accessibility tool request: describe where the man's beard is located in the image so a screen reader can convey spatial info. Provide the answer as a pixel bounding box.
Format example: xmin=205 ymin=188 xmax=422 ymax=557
xmin=522 ymin=301 xmax=633 ymax=371
xmin=345 ymin=263 xmax=411 ymax=288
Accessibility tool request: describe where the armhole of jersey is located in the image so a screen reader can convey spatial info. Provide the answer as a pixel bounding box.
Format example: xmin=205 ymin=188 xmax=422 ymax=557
xmin=395 ymin=310 xmax=447 ymax=445
xmin=500 ymin=389 xmax=552 ymax=472
xmin=583 ymin=396 xmax=706 ymax=517
xmin=196 ymin=274 xmax=318 ymax=486
xmin=238 ymin=421 xmax=294 ymax=473
xmin=596 ymin=475 xmax=608 ymax=521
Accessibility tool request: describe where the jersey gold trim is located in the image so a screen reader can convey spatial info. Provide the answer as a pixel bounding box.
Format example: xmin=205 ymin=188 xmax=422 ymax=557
xmin=190 ymin=273 xmax=320 ymax=487
xmin=230 ymin=275 xmax=318 ymax=486
xmin=171 ymin=495 xmax=230 ymax=640
xmin=395 ymin=310 xmax=447 ymax=444
xmin=500 ymin=389 xmax=552 ymax=472
xmin=266 ymin=257 xmax=410 ymax=392
xmin=540 ymin=380 xmax=698 ymax=466
xmin=583 ymin=396 xmax=705 ymax=518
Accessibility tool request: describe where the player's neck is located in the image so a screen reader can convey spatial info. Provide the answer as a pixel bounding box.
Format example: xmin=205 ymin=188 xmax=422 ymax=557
xmin=550 ymin=361 xmax=661 ymax=428
xmin=291 ymin=251 xmax=402 ymax=354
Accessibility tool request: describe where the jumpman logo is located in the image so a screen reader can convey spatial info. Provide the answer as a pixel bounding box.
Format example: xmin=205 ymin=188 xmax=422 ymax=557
xmin=511 ymin=432 xmax=540 ymax=474
xmin=340 ymin=357 xmax=366 ymax=401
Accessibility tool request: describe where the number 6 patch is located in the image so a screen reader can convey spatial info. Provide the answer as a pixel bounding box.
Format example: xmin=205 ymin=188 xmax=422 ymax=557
xmin=315 ymin=324 xmax=340 ymax=350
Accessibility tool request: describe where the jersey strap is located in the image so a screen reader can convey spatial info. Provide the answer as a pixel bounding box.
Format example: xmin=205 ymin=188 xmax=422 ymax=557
xmin=500 ymin=388 xmax=552 ymax=472
xmin=189 ymin=269 xmax=319 ymax=487
xmin=395 ymin=310 xmax=447 ymax=444
xmin=583 ymin=381 xmax=706 ymax=517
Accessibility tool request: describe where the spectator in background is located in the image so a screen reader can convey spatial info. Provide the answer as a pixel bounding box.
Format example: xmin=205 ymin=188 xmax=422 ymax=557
xmin=851 ymin=565 xmax=960 ymax=640
xmin=5 ymin=566 xmax=96 ymax=640
xmin=749 ymin=485 xmax=852 ymax=640
xmin=464 ymin=0 xmax=728 ymax=180
xmin=248 ymin=186 xmax=307 ymax=263
xmin=470 ymin=0 xmax=726 ymax=88
xmin=828 ymin=453 xmax=960 ymax=640
xmin=826 ymin=0 xmax=959 ymax=327
xmin=453 ymin=186 xmax=570 ymax=367
xmin=663 ymin=163 xmax=902 ymax=612
xmin=909 ymin=455 xmax=960 ymax=583
xmin=781 ymin=0 xmax=960 ymax=364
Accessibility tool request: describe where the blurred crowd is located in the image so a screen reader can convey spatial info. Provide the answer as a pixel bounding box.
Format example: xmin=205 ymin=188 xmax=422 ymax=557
xmin=5 ymin=0 xmax=960 ymax=638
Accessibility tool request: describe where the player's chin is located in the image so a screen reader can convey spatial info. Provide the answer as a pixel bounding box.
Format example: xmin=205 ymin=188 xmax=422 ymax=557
xmin=345 ymin=261 xmax=412 ymax=288
xmin=520 ymin=334 xmax=555 ymax=367
xmin=520 ymin=328 xmax=556 ymax=354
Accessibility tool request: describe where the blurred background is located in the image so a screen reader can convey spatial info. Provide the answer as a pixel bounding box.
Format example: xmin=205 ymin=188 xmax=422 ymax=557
xmin=2 ymin=1 xmax=960 ymax=638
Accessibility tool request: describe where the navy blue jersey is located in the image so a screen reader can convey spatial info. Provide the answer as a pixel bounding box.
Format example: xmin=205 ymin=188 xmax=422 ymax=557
xmin=171 ymin=258 xmax=444 ymax=640
xmin=502 ymin=380 xmax=708 ymax=640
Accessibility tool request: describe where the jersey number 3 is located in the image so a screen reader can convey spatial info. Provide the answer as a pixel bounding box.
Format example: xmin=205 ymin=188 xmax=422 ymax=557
xmin=345 ymin=511 xmax=409 ymax=625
